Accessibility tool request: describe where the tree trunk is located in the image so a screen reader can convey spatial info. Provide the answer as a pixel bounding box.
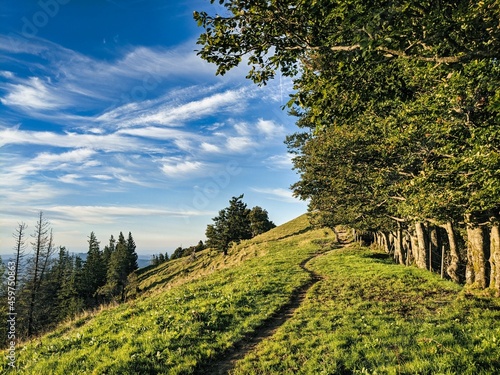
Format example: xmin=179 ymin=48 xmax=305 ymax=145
xmin=393 ymin=225 xmax=405 ymax=265
xmin=490 ymin=222 xmax=500 ymax=295
xmin=429 ymin=226 xmax=440 ymax=272
xmin=444 ymin=221 xmax=460 ymax=283
xmin=381 ymin=232 xmax=390 ymax=253
xmin=409 ymin=231 xmax=419 ymax=266
xmin=414 ymin=222 xmax=428 ymax=269
xmin=403 ymin=231 xmax=412 ymax=266
xmin=466 ymin=223 xmax=488 ymax=288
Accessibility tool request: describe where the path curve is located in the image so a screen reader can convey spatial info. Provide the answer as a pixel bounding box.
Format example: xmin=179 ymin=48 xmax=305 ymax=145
xmin=194 ymin=239 xmax=346 ymax=375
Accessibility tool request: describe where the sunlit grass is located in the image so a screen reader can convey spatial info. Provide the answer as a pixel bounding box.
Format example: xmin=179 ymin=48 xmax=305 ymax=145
xmin=232 ymin=246 xmax=500 ymax=375
xmin=1 ymin=215 xmax=335 ymax=374
xmin=3 ymin=216 xmax=500 ymax=374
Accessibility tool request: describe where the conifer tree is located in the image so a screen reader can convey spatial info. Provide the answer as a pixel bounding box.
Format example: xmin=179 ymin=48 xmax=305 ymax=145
xmin=126 ymin=232 xmax=138 ymax=273
xmin=81 ymin=232 xmax=106 ymax=306
xmin=206 ymin=195 xmax=252 ymax=255
xmin=100 ymin=232 xmax=130 ymax=301
xmin=26 ymin=211 xmax=54 ymax=337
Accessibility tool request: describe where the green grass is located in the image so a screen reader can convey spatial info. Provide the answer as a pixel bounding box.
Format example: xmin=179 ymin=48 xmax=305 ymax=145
xmin=1 ymin=215 xmax=334 ymax=374
xmin=3 ymin=215 xmax=500 ymax=374
xmin=232 ymin=246 xmax=500 ymax=375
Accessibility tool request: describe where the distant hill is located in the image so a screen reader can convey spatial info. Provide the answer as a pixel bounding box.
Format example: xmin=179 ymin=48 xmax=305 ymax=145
xmin=2 ymin=214 xmax=500 ymax=374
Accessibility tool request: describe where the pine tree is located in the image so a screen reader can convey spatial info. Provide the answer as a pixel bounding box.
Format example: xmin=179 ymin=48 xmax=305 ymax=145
xmin=81 ymin=232 xmax=106 ymax=307
xmin=206 ymin=195 xmax=252 ymax=255
xmin=102 ymin=234 xmax=115 ymax=270
xmin=26 ymin=212 xmax=54 ymax=337
xmin=126 ymin=232 xmax=138 ymax=273
xmin=100 ymin=232 xmax=129 ymax=302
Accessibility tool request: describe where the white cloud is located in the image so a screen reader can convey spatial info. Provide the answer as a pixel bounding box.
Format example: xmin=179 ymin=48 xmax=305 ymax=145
xmin=58 ymin=174 xmax=83 ymax=184
xmin=234 ymin=122 xmax=250 ymax=136
xmin=256 ymin=118 xmax=284 ymax=137
xmin=265 ymin=154 xmax=294 ymax=169
xmin=251 ymin=187 xmax=300 ymax=203
xmin=0 ymin=126 xmax=147 ymax=152
xmin=0 ymin=182 xmax=68 ymax=203
xmin=1 ymin=77 xmax=69 ymax=110
xmin=45 ymin=205 xmax=213 ymax=224
xmin=160 ymin=158 xmax=206 ymax=177
xmin=200 ymin=142 xmax=221 ymax=153
xmin=98 ymin=88 xmax=248 ymax=129
xmin=4 ymin=148 xmax=97 ymax=181
xmin=0 ymin=71 xmax=14 ymax=78
xmin=227 ymin=136 xmax=254 ymax=152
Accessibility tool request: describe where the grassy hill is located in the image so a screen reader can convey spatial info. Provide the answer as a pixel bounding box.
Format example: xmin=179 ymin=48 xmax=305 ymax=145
xmin=3 ymin=215 xmax=500 ymax=374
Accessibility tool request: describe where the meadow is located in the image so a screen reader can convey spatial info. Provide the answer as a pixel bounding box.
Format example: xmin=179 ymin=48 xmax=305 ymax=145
xmin=2 ymin=215 xmax=500 ymax=374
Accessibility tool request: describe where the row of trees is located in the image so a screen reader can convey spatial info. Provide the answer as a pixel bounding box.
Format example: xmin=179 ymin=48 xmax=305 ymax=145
xmin=206 ymin=195 xmax=276 ymax=255
xmin=195 ymin=1 xmax=500 ymax=293
xmin=0 ymin=212 xmax=139 ymax=347
xmin=150 ymin=241 xmax=207 ymax=266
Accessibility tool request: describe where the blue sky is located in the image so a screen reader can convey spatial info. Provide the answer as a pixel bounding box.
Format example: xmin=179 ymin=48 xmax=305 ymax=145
xmin=0 ymin=0 xmax=306 ymax=256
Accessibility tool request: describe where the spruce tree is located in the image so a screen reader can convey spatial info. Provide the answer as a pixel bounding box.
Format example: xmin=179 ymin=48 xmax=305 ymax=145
xmin=81 ymin=232 xmax=106 ymax=307
xmin=206 ymin=195 xmax=252 ymax=255
xmin=126 ymin=232 xmax=138 ymax=273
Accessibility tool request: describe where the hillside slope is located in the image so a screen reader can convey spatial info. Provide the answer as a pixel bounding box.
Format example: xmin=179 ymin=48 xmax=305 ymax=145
xmin=2 ymin=215 xmax=335 ymax=374
xmin=3 ymin=215 xmax=500 ymax=374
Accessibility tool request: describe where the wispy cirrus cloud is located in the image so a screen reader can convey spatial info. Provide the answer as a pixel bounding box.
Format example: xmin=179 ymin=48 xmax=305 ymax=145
xmin=1 ymin=148 xmax=97 ymax=182
xmin=45 ymin=205 xmax=214 ymax=225
xmin=0 ymin=36 xmax=228 ymax=121
xmin=251 ymin=187 xmax=300 ymax=203
xmin=0 ymin=126 xmax=149 ymax=151
xmin=264 ymin=153 xmax=294 ymax=170
xmin=160 ymin=157 xmax=207 ymax=177
xmin=1 ymin=76 xmax=72 ymax=110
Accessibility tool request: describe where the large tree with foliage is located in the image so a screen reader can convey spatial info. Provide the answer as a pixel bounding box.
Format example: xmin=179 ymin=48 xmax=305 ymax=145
xmin=195 ymin=1 xmax=500 ymax=291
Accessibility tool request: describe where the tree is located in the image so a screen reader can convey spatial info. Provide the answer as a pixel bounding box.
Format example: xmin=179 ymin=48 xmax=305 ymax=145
xmin=195 ymin=1 xmax=500 ymax=292
xmin=12 ymin=222 xmax=27 ymax=287
xmin=126 ymin=232 xmax=138 ymax=273
xmin=102 ymin=235 xmax=115 ymax=270
xmin=54 ymin=247 xmax=84 ymax=321
xmin=249 ymin=206 xmax=276 ymax=237
xmin=205 ymin=194 xmax=252 ymax=255
xmin=81 ymin=232 xmax=106 ymax=306
xmin=26 ymin=211 xmax=54 ymax=337
xmin=195 ymin=1 xmax=500 ymax=85
xmin=170 ymin=246 xmax=185 ymax=260
xmin=100 ymin=232 xmax=136 ymax=302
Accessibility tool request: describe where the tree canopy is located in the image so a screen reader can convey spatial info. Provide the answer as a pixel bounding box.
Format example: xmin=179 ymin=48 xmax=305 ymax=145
xmin=206 ymin=195 xmax=275 ymax=255
xmin=195 ymin=1 xmax=500 ymax=291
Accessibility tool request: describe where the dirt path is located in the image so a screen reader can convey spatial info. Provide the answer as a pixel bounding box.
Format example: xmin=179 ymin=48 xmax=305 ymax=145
xmin=194 ymin=237 xmax=347 ymax=375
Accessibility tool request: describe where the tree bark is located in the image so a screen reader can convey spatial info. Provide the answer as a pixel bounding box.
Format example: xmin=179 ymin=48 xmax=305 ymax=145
xmin=429 ymin=227 xmax=440 ymax=272
xmin=490 ymin=222 xmax=500 ymax=295
xmin=444 ymin=221 xmax=460 ymax=283
xmin=403 ymin=231 xmax=413 ymax=266
xmin=381 ymin=232 xmax=390 ymax=253
xmin=466 ymin=223 xmax=488 ymax=288
xmin=393 ymin=224 xmax=405 ymax=265
xmin=414 ymin=222 xmax=428 ymax=269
